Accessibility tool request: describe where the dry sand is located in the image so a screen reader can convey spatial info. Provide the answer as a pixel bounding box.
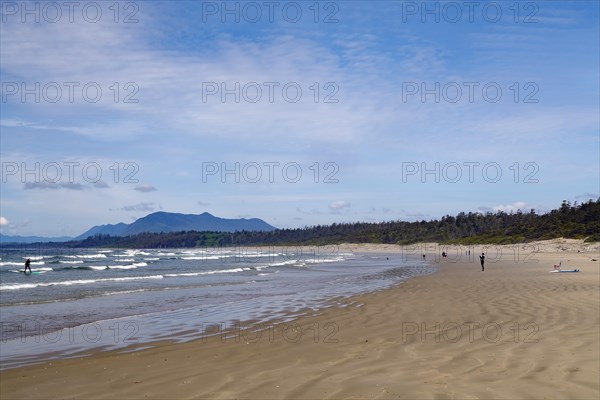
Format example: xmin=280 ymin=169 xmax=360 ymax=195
xmin=1 ymin=239 xmax=599 ymax=399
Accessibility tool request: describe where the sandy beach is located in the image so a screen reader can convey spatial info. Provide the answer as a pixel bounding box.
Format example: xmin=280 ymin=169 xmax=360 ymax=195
xmin=1 ymin=239 xmax=599 ymax=399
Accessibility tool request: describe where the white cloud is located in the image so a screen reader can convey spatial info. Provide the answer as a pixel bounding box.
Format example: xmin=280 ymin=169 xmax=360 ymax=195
xmin=113 ymin=202 xmax=156 ymax=212
xmin=0 ymin=217 xmax=9 ymax=226
xmin=23 ymin=182 xmax=86 ymax=190
xmin=493 ymin=201 xmax=528 ymax=213
xmin=134 ymin=184 xmax=157 ymax=193
xmin=0 ymin=13 xmax=401 ymax=145
xmin=329 ymin=200 xmax=351 ymax=210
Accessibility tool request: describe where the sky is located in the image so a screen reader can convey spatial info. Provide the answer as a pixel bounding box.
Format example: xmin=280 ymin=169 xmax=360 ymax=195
xmin=0 ymin=0 xmax=599 ymax=237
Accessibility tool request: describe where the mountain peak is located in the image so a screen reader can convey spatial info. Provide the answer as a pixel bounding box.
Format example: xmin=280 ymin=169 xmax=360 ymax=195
xmin=76 ymin=211 xmax=275 ymax=239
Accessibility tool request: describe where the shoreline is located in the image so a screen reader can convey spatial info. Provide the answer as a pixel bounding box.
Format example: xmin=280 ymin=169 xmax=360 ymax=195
xmin=1 ymin=240 xmax=599 ymax=399
xmin=0 ymin=248 xmax=433 ymax=370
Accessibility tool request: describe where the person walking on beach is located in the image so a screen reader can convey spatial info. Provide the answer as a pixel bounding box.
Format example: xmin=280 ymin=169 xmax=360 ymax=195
xmin=24 ymin=258 xmax=32 ymax=273
xmin=479 ymin=253 xmax=485 ymax=271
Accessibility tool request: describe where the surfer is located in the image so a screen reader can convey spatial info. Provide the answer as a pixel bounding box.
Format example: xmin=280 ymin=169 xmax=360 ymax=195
xmin=479 ymin=253 xmax=485 ymax=271
xmin=24 ymin=258 xmax=32 ymax=273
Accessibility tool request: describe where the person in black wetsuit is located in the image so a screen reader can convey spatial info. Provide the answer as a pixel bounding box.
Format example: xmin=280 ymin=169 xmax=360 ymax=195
xmin=24 ymin=258 xmax=32 ymax=273
xmin=479 ymin=253 xmax=485 ymax=271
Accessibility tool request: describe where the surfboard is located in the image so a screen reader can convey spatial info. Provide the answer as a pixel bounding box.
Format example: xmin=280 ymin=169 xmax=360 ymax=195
xmin=549 ymin=269 xmax=580 ymax=273
xmin=20 ymin=270 xmax=41 ymax=275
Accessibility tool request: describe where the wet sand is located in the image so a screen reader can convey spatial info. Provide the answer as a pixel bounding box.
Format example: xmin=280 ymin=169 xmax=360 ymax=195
xmin=1 ymin=239 xmax=599 ymax=399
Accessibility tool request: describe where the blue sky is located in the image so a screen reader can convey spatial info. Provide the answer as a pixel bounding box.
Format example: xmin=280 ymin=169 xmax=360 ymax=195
xmin=1 ymin=0 xmax=599 ymax=236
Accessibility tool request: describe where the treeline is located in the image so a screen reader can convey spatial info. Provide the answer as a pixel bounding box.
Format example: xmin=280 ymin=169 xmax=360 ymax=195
xmin=4 ymin=199 xmax=599 ymax=249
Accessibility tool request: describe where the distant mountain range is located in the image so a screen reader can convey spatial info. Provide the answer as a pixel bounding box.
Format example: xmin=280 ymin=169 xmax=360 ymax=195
xmin=0 ymin=212 xmax=277 ymax=244
xmin=75 ymin=212 xmax=276 ymax=239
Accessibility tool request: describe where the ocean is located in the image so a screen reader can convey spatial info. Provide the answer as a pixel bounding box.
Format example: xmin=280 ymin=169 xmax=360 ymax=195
xmin=0 ymin=246 xmax=434 ymax=369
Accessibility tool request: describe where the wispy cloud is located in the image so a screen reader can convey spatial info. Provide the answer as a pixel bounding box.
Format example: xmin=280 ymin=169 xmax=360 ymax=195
xmin=23 ymin=182 xmax=86 ymax=190
xmin=113 ymin=202 xmax=156 ymax=212
xmin=329 ymin=200 xmax=351 ymax=210
xmin=493 ymin=202 xmax=528 ymax=213
xmin=134 ymin=184 xmax=157 ymax=193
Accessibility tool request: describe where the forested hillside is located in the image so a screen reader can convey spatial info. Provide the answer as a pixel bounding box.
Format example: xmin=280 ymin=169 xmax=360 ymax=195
xmin=4 ymin=199 xmax=599 ymax=249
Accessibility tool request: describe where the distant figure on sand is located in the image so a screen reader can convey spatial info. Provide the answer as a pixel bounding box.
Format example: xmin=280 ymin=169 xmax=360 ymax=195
xmin=422 ymin=254 xmax=426 ymax=261
xmin=24 ymin=258 xmax=32 ymax=273
xmin=479 ymin=253 xmax=485 ymax=271
xmin=553 ymin=261 xmax=562 ymax=270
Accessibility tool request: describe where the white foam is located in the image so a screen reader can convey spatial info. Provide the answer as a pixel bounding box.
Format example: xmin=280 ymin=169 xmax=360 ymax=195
xmin=269 ymin=260 xmax=300 ymax=267
xmin=0 ymin=275 xmax=164 ymax=290
xmin=64 ymin=254 xmax=107 ymax=259
xmin=182 ymin=255 xmax=224 ymax=260
xmin=3 ymin=260 xmax=47 ymax=266
xmin=164 ymin=267 xmax=245 ymax=278
xmin=97 ymin=262 xmax=148 ymax=270
xmin=230 ymin=253 xmax=273 ymax=258
xmin=305 ymin=257 xmax=345 ymax=264
xmin=124 ymin=250 xmax=151 ymax=256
